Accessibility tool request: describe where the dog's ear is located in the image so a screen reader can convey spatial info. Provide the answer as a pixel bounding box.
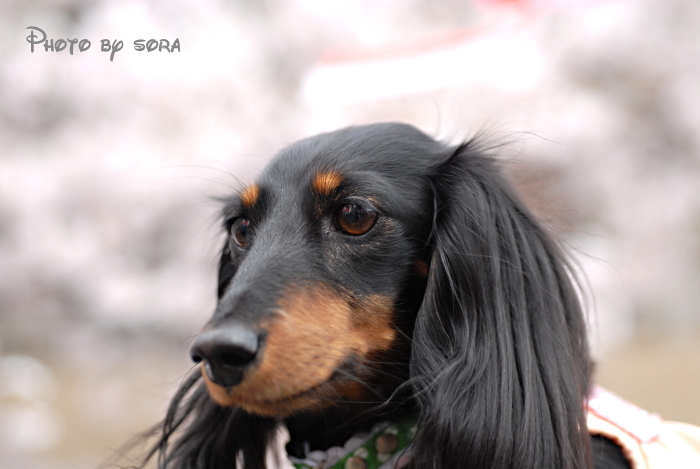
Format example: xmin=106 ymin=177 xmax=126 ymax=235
xmin=408 ymin=141 xmax=592 ymax=469
xmin=140 ymin=371 xmax=276 ymax=469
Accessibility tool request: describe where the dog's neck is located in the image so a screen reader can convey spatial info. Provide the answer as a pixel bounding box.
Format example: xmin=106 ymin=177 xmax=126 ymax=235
xmin=284 ymin=401 xmax=415 ymax=458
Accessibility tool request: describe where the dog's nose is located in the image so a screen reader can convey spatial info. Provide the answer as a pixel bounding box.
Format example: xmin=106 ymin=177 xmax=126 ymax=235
xmin=190 ymin=326 xmax=261 ymax=388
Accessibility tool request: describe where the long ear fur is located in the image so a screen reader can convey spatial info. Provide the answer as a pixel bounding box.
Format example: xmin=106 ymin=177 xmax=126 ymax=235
xmin=138 ymin=370 xmax=276 ymax=469
xmin=408 ymin=141 xmax=592 ymax=469
xmin=136 ymin=245 xmax=277 ymax=469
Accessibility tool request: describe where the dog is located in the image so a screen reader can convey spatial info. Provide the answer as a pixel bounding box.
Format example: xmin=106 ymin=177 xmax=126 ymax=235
xmin=138 ymin=123 xmax=699 ymax=469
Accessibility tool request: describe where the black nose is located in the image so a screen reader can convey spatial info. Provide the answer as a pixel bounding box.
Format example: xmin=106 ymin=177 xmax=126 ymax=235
xmin=190 ymin=326 xmax=261 ymax=388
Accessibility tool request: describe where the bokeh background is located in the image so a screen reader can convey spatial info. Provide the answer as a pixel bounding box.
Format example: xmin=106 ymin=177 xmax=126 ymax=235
xmin=1 ymin=0 xmax=700 ymax=467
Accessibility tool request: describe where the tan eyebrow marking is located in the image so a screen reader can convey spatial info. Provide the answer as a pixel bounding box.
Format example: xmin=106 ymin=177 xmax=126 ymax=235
xmin=312 ymin=171 xmax=344 ymax=196
xmin=239 ymin=184 xmax=260 ymax=208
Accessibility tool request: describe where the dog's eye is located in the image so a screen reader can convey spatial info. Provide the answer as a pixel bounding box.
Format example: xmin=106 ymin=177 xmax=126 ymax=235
xmin=230 ymin=218 xmax=251 ymax=248
xmin=335 ymin=204 xmax=377 ymax=235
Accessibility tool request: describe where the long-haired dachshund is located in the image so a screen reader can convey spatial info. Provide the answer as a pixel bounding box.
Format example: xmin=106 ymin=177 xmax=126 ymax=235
xmin=139 ymin=123 xmax=659 ymax=469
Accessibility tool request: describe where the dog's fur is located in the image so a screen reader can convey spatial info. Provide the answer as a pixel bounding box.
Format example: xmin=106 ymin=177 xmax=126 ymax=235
xmin=141 ymin=123 xmax=631 ymax=469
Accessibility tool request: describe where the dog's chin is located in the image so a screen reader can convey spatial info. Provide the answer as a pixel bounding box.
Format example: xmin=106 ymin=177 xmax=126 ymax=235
xmin=201 ymin=368 xmax=369 ymax=417
xmin=209 ymin=385 xmax=329 ymax=416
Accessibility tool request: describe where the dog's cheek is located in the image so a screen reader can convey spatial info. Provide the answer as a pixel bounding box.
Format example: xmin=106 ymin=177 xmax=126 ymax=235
xmin=349 ymin=294 xmax=397 ymax=355
xmin=264 ymin=288 xmax=397 ymax=375
xmin=223 ymin=285 xmax=357 ymax=403
xmin=334 ymin=295 xmax=397 ymax=401
xmin=261 ymin=291 xmax=397 ymax=404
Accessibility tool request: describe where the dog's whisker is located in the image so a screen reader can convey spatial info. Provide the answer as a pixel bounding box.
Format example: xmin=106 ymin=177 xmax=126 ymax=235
xmin=164 ymin=175 xmax=237 ymax=190
xmin=206 ymin=158 xmax=244 ymax=186
xmin=140 ymin=163 xmax=242 ymax=180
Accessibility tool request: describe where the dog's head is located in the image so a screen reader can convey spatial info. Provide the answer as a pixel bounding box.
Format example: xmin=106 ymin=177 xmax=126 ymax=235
xmin=191 ymin=123 xmax=437 ymax=416
xmin=152 ymin=123 xmax=593 ymax=469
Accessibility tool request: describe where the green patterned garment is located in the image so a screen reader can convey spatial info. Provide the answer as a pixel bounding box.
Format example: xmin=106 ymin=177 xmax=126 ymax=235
xmin=289 ymin=418 xmax=418 ymax=469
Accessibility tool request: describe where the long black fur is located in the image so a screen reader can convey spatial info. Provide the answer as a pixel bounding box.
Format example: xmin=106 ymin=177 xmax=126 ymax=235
xmin=407 ymin=144 xmax=591 ymax=469
xmin=136 ymin=123 xmax=629 ymax=469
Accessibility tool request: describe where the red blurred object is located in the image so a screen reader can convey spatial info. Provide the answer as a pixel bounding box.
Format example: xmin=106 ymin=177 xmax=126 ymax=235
xmin=473 ymin=0 xmax=614 ymax=12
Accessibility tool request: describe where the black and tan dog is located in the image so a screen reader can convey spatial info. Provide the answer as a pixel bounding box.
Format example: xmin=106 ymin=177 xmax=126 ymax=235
xmin=141 ymin=123 xmax=639 ymax=469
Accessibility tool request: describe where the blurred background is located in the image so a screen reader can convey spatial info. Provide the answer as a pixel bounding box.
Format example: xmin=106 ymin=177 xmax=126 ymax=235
xmin=1 ymin=0 xmax=699 ymax=467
